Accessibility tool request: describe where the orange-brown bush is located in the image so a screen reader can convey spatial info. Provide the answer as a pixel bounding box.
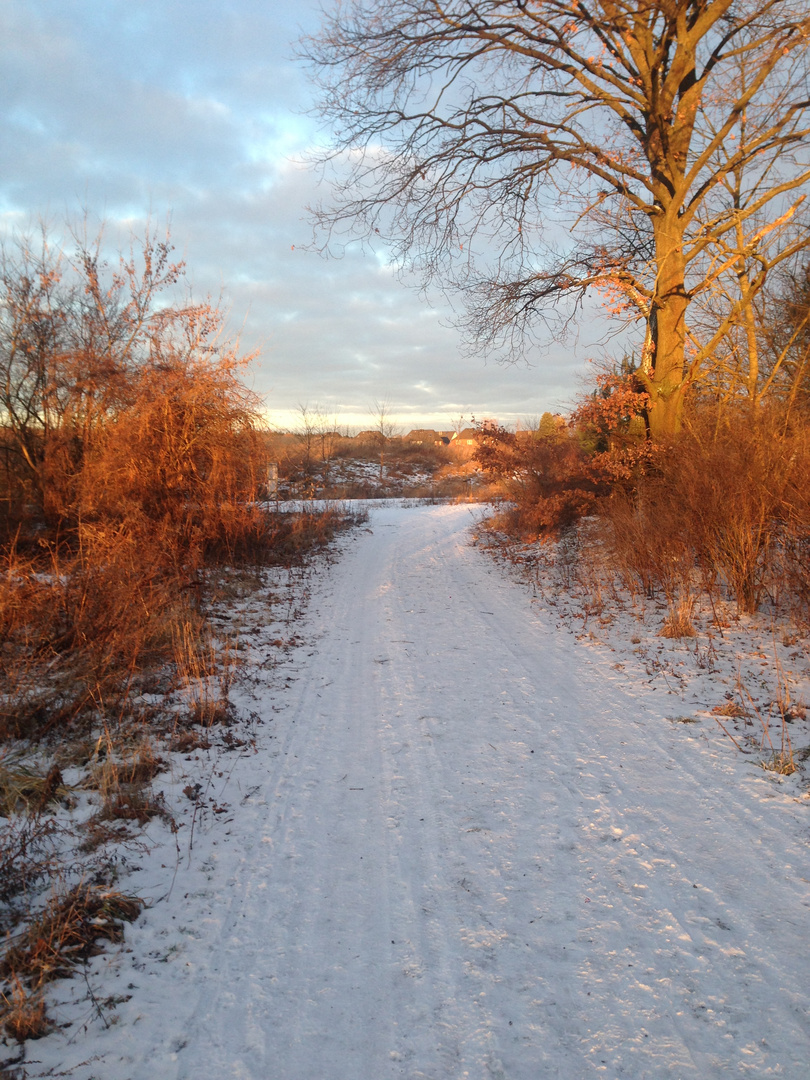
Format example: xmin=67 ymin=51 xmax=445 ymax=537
xmin=0 ymin=223 xmax=264 ymax=545
xmin=78 ymin=355 xmax=266 ymax=568
xmin=475 ymin=423 xmax=603 ymax=539
xmin=479 ymin=389 xmax=810 ymax=622
xmin=0 ymin=222 xmax=272 ymax=741
xmin=598 ymin=409 xmax=810 ymax=617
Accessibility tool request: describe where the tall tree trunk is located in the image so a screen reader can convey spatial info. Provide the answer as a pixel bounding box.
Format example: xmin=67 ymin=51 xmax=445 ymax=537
xmin=644 ymin=216 xmax=689 ymax=438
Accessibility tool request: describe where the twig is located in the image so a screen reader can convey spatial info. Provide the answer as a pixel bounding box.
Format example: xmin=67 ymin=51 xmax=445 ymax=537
xmin=82 ymin=967 xmax=110 ymax=1030
xmin=712 ymin=714 xmax=745 ymax=753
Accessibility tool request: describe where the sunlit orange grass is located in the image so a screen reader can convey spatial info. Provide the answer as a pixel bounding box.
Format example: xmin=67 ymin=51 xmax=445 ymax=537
xmin=0 ymin=978 xmax=50 ymax=1042
xmin=0 ymin=532 xmax=189 ymax=740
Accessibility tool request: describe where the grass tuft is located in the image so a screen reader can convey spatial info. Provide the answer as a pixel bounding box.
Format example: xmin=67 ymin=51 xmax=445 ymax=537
xmin=0 ymin=978 xmax=51 ymax=1042
xmin=660 ymin=601 xmax=698 ymax=639
xmin=0 ymin=884 xmax=144 ymax=992
xmin=759 ymin=751 xmax=797 ymax=776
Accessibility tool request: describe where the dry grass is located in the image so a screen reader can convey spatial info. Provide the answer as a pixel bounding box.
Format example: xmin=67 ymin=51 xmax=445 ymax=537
xmin=711 ymin=701 xmax=749 ymax=718
xmin=660 ymin=601 xmax=698 ymax=639
xmin=167 ymin=729 xmax=212 ymax=753
xmin=1 ymin=978 xmax=50 ymax=1042
xmin=477 ymin=407 xmax=810 ymax=788
xmin=738 ymin=650 xmax=799 ymax=775
xmin=0 ymin=756 xmax=69 ymax=817
xmin=759 ymin=751 xmax=797 ymax=776
xmin=171 ymin=619 xmax=233 ymax=729
xmin=81 ymin=733 xmax=171 ymax=827
xmin=0 ymin=884 xmax=143 ymax=990
xmin=97 ymin=787 xmax=169 ymax=825
xmin=0 ymin=882 xmax=144 ymax=1039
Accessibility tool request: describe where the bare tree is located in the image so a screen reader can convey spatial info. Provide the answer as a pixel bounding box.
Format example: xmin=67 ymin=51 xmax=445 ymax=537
xmin=448 ymin=413 xmax=468 ymax=437
xmin=294 ymin=402 xmax=318 ymax=478
xmin=304 ymin=0 xmax=810 ymax=437
xmin=370 ymin=396 xmax=400 ymax=479
xmin=295 ymin=402 xmax=342 ymax=491
xmin=758 ymin=258 xmax=810 ymax=422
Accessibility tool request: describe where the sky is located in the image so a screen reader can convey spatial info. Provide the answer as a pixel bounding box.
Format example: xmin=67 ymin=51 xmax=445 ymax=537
xmin=0 ymin=0 xmax=611 ymax=432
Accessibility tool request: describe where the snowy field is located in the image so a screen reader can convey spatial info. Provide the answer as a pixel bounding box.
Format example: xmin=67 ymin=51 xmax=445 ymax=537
xmin=6 ymin=502 xmax=809 ymax=1079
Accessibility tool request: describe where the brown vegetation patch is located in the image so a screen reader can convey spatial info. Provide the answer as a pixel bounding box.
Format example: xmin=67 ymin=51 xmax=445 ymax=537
xmin=167 ymin=729 xmax=212 ymax=753
xmin=0 ymin=884 xmax=143 ymax=997
xmin=1 ymin=978 xmax=51 ymax=1042
xmin=760 ymin=751 xmax=797 ymax=776
xmin=711 ymin=702 xmax=749 ymax=718
xmin=660 ymin=604 xmax=698 ymax=639
xmin=0 ymin=760 xmax=69 ymax=817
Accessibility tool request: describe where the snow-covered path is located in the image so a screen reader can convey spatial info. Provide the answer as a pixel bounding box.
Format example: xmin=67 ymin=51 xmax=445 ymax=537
xmin=34 ymin=503 xmax=809 ymax=1079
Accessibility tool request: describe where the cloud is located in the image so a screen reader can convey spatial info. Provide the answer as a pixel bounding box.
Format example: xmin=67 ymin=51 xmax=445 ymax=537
xmin=0 ymin=0 xmax=606 ymax=430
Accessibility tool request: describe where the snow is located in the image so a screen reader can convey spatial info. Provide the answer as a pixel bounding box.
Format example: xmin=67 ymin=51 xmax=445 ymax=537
xmin=6 ymin=502 xmax=809 ymax=1079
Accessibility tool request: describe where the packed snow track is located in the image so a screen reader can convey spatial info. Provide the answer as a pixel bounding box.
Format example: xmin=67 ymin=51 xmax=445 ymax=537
xmin=37 ymin=504 xmax=810 ymax=1079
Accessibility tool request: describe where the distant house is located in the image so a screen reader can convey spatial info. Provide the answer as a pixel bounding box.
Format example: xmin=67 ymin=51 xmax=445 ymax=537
xmin=451 ymin=427 xmax=478 ymax=446
xmin=446 ymin=427 xmax=480 ymax=459
xmin=404 ymin=429 xmax=451 ymax=446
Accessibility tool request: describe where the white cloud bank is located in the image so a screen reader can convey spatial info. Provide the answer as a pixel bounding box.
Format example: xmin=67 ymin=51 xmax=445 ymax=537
xmin=0 ymin=0 xmax=610 ymax=429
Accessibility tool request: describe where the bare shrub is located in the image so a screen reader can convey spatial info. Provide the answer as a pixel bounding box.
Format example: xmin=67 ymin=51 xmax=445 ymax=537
xmin=779 ymin=452 xmax=810 ymax=623
xmin=599 ymin=486 xmax=696 ymax=605
xmin=77 ymin=353 xmax=265 ymax=570
xmin=0 ymin=221 xmax=273 ymax=743
xmin=475 ymin=424 xmax=602 ymax=539
xmin=668 ymin=414 xmax=796 ymax=613
xmin=0 ymin=815 xmax=60 ymax=908
xmin=595 ymin=409 xmax=810 ymax=617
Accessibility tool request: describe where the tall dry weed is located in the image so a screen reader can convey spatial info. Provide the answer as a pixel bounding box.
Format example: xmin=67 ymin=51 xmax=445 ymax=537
xmin=598 ymin=409 xmax=810 ymax=617
xmin=171 ymin=619 xmax=234 ymax=727
xmin=0 ymin=533 xmax=192 ymax=740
